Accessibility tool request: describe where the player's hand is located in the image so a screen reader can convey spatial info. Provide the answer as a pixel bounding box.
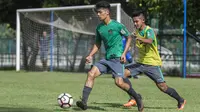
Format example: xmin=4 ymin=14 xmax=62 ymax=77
xmin=86 ymin=55 xmax=92 ymax=64
xmin=136 ymin=37 xmax=141 ymax=40
xmin=120 ymin=53 xmax=126 ymax=63
xmin=136 ymin=37 xmax=143 ymax=43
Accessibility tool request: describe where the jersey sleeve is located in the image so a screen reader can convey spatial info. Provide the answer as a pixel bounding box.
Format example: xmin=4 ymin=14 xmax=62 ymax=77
xmin=146 ymin=29 xmax=155 ymax=40
xmin=119 ymin=24 xmax=130 ymax=37
xmin=95 ymin=28 xmax=101 ymax=45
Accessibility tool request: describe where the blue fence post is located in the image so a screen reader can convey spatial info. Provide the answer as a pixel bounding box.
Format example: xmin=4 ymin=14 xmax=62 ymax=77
xmin=50 ymin=11 xmax=54 ymax=72
xmin=183 ymin=0 xmax=187 ymax=78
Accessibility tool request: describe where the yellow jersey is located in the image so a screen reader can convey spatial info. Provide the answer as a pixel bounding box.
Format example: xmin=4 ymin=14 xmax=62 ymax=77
xmin=135 ymin=26 xmax=162 ymax=66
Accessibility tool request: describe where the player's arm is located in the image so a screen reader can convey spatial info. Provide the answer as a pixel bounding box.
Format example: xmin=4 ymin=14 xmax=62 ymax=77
xmin=119 ymin=24 xmax=132 ymax=62
xmin=136 ymin=29 xmax=154 ymax=44
xmin=136 ymin=37 xmax=152 ymax=44
xmin=123 ymin=36 xmax=132 ymax=55
xmin=86 ymin=29 xmax=101 ymax=63
xmin=87 ymin=43 xmax=101 ymax=57
xmin=86 ymin=42 xmax=101 ymax=64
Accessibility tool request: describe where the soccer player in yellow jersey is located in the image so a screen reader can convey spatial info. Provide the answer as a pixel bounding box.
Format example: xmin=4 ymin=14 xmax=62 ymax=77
xmin=123 ymin=10 xmax=186 ymax=111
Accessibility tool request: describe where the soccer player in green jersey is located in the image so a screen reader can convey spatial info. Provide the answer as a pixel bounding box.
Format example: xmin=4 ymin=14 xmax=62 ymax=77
xmin=76 ymin=1 xmax=143 ymax=111
xmin=123 ymin=10 xmax=186 ymax=110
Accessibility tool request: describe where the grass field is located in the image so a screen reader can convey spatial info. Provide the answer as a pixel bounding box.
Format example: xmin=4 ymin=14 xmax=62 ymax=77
xmin=0 ymin=71 xmax=199 ymax=112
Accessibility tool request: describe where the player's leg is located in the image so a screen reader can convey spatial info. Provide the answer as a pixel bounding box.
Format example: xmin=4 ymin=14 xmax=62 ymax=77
xmin=156 ymin=83 xmax=186 ymax=110
xmin=43 ymin=59 xmax=47 ymax=71
xmin=125 ymin=53 xmax=139 ymax=80
xmin=43 ymin=51 xmax=48 ymax=71
xmin=123 ymin=64 xmax=142 ymax=107
xmin=76 ymin=59 xmax=107 ymax=110
xmin=40 ymin=51 xmax=45 ymax=71
xmin=144 ymin=65 xmax=186 ymax=110
xmin=115 ymin=76 xmax=143 ymax=111
xmin=112 ymin=71 xmax=138 ymax=105
xmin=110 ymin=59 xmax=143 ymax=111
xmin=123 ymin=78 xmax=142 ymax=108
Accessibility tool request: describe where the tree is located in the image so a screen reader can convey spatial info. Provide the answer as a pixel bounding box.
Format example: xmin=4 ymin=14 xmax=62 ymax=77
xmin=42 ymin=0 xmax=90 ymax=7
xmin=0 ymin=0 xmax=42 ymax=28
xmin=126 ymin=0 xmax=200 ymax=33
xmin=0 ymin=24 xmax=15 ymax=38
xmin=1 ymin=0 xmax=199 ymax=32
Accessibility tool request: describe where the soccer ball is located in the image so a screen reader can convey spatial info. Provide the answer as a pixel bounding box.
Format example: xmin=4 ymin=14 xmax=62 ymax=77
xmin=57 ymin=93 xmax=73 ymax=108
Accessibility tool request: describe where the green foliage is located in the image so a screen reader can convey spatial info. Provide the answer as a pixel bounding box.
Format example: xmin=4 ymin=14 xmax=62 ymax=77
xmin=0 ymin=0 xmax=13 ymax=22
xmin=42 ymin=0 xmax=91 ymax=7
xmin=42 ymin=0 xmax=60 ymax=7
xmin=0 ymin=0 xmax=199 ymax=31
xmin=0 ymin=23 xmax=15 ymax=38
xmin=187 ymin=0 xmax=200 ymax=30
xmin=0 ymin=0 xmax=42 ymax=28
xmin=128 ymin=0 xmax=199 ymax=31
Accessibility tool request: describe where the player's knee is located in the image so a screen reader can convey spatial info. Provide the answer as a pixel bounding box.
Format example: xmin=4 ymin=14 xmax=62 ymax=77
xmin=115 ymin=78 xmax=124 ymax=88
xmin=87 ymin=71 xmax=95 ymax=81
xmin=157 ymin=83 xmax=168 ymax=92
xmin=124 ymin=69 xmax=131 ymax=78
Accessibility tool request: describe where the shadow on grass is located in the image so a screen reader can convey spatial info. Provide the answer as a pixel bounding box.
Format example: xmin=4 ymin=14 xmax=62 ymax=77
xmin=92 ymin=102 xmax=139 ymax=110
xmin=145 ymin=106 xmax=176 ymax=110
xmin=72 ymin=106 xmax=106 ymax=111
xmin=53 ymin=104 xmax=73 ymax=112
xmin=92 ymin=102 xmax=122 ymax=108
xmin=93 ymin=102 xmax=177 ymax=111
xmin=53 ymin=108 xmax=71 ymax=112
xmin=0 ymin=107 xmax=49 ymax=112
xmin=53 ymin=104 xmax=106 ymax=111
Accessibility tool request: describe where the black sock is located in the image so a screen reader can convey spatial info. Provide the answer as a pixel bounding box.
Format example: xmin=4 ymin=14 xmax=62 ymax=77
xmin=165 ymin=87 xmax=183 ymax=102
xmin=82 ymin=86 xmax=92 ymax=104
xmin=123 ymin=78 xmax=134 ymax=100
xmin=127 ymin=88 xmax=141 ymax=106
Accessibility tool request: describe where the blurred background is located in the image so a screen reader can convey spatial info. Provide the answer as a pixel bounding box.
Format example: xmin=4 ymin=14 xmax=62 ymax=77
xmin=0 ymin=0 xmax=199 ymax=77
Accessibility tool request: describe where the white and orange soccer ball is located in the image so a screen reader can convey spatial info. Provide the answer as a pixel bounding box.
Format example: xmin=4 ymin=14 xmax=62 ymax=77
xmin=57 ymin=93 xmax=73 ymax=108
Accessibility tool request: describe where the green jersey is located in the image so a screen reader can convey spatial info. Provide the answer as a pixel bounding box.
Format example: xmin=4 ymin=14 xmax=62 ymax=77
xmin=96 ymin=20 xmax=130 ymax=59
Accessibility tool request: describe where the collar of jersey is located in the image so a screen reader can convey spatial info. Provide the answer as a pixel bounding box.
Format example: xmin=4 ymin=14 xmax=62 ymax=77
xmin=139 ymin=26 xmax=147 ymax=33
xmin=136 ymin=26 xmax=150 ymax=38
xmin=103 ymin=19 xmax=112 ymax=25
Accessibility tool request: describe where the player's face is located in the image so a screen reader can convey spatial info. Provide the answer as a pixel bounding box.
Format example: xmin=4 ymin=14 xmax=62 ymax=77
xmin=133 ymin=16 xmax=144 ymax=29
xmin=96 ymin=8 xmax=109 ymax=21
xmin=43 ymin=31 xmax=47 ymax=37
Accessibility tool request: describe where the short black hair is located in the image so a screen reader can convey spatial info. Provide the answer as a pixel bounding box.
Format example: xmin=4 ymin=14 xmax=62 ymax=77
xmin=95 ymin=1 xmax=110 ymax=11
xmin=132 ymin=10 xmax=145 ymax=18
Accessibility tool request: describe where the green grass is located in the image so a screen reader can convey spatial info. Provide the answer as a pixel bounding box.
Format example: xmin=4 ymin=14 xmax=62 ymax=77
xmin=0 ymin=71 xmax=199 ymax=112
